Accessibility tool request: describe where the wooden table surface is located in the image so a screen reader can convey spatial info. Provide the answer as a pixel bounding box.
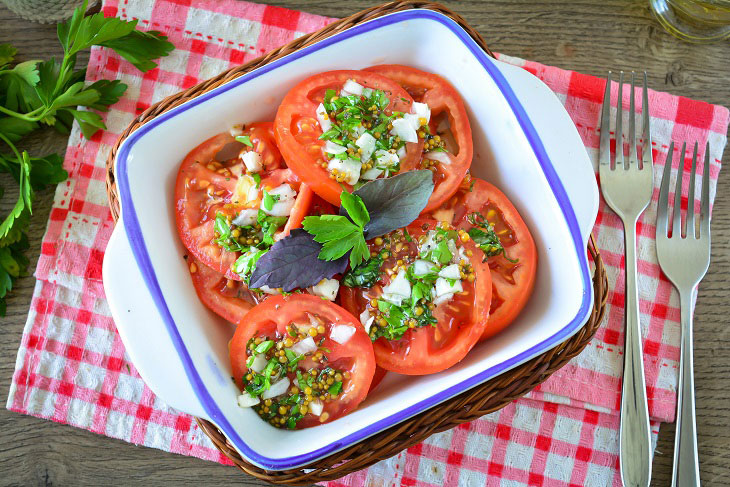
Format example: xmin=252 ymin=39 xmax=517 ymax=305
xmin=0 ymin=1 xmax=728 ymax=485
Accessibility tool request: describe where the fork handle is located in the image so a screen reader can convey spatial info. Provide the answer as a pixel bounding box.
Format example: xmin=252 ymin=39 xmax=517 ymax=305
xmin=672 ymin=290 xmax=701 ymax=487
xmin=619 ymin=222 xmax=652 ymax=487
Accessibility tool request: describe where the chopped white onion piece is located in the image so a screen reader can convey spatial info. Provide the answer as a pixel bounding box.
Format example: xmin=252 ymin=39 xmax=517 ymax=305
xmin=447 ymin=239 xmax=459 ymax=262
xmin=374 ymin=149 xmax=399 ymax=167
xmin=249 ymin=353 xmax=268 ymax=373
xmin=382 ymin=270 xmax=411 ymax=299
xmin=435 ymin=277 xmax=463 ymax=297
xmin=325 ymin=140 xmax=347 ymax=155
xmin=390 ymin=117 xmax=418 ymax=143
xmin=362 ymin=87 xmax=373 ymax=98
xmin=309 ymin=278 xmax=340 ymax=301
xmin=259 ymin=285 xmax=281 ymax=295
xmin=438 ymin=264 xmax=462 ymax=280
xmin=229 ymin=124 xmax=244 ymax=137
xmin=360 ymin=167 xmax=383 ymax=180
xmin=411 ymin=101 xmax=431 ymax=124
xmin=232 ymin=208 xmax=258 ymax=227
xmin=262 ymin=184 xmax=297 ymax=217
xmin=233 ymin=174 xmax=258 ymax=205
xmin=291 ymin=336 xmax=317 ymax=355
xmin=424 ymin=150 xmax=451 ymax=165
xmin=327 ymin=158 xmax=361 ymax=185
xmin=342 ymin=79 xmax=364 ymax=96
xmin=397 ymin=145 xmax=407 ymax=160
xmin=315 ymin=103 xmax=331 ymax=132
xmin=402 ymin=113 xmax=421 ymax=131
xmin=353 ymin=124 xmax=366 ymax=137
xmin=432 ymin=292 xmax=454 ymax=306
xmin=380 ymin=293 xmax=404 ymax=306
xmin=262 ymin=377 xmax=290 ymax=399
xmin=241 ymin=151 xmax=263 ymax=173
xmin=355 ymin=132 xmax=376 ymax=162
xmin=330 ymin=324 xmax=355 ymax=344
xmin=229 ymin=163 xmax=243 ymax=177
xmin=412 ymin=259 xmax=438 ymax=277
xmin=359 ymin=308 xmax=371 ymax=326
xmin=364 ymin=316 xmax=375 ymax=333
xmin=309 ymin=400 xmax=324 ymax=416
xmin=419 ymin=230 xmax=438 ymax=254
xmin=237 ymin=393 xmax=260 ymax=408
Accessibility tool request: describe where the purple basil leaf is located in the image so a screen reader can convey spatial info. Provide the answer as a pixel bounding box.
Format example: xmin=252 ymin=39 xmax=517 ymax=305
xmin=249 ymin=229 xmax=348 ymax=292
xmin=343 ymin=170 xmax=434 ymax=239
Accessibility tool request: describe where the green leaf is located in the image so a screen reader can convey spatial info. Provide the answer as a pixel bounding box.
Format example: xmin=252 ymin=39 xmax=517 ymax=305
xmin=0 ymin=117 xmax=37 ymax=143
xmin=64 ymin=108 xmax=106 ymax=138
xmin=466 ymin=212 xmax=510 ymax=260
xmin=0 ymin=44 xmax=17 ymax=66
xmin=59 ymin=9 xmax=137 ymax=57
xmin=328 ymin=381 xmax=342 ymax=396
xmin=99 ymin=30 xmax=175 ymax=72
xmin=302 ymin=214 xmax=358 ymax=243
xmin=0 ymin=152 xmax=32 ymax=240
xmin=261 ymin=189 xmax=279 ymax=211
xmin=9 ymin=61 xmax=40 ymax=86
xmin=257 ymin=210 xmax=286 ymax=246
xmin=85 ymin=79 xmax=127 ymax=111
xmin=252 ymin=173 xmax=261 ymax=188
xmin=0 ymin=153 xmax=67 ymax=191
xmin=339 ymin=191 xmax=369 ymax=228
xmin=348 ymin=234 xmax=369 ymax=268
xmin=232 ymin=247 xmax=267 ymax=284
xmin=255 ymin=340 xmax=274 ymax=354
xmin=235 ymin=135 xmax=253 ymax=147
xmin=319 ymin=230 xmax=360 ymax=261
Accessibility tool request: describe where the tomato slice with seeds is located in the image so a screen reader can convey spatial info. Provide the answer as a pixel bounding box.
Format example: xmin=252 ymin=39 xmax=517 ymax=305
xmin=340 ymin=219 xmax=491 ymax=375
xmin=175 ymin=123 xmax=311 ymax=281
xmin=433 ymin=178 xmax=537 ymax=340
xmin=230 ymin=294 xmax=375 ymax=429
xmin=364 ymin=65 xmax=472 ymax=213
xmin=274 ymin=70 xmax=425 ymax=206
xmin=187 ymin=256 xmax=260 ymax=324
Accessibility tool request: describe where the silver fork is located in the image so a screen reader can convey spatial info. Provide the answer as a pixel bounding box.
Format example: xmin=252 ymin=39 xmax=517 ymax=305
xmin=656 ymin=141 xmax=711 ymax=487
xmin=599 ymin=71 xmax=653 ymax=487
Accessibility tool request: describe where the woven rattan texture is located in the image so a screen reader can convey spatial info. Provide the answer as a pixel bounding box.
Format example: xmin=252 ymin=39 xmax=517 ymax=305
xmin=104 ymin=2 xmax=607 ymax=484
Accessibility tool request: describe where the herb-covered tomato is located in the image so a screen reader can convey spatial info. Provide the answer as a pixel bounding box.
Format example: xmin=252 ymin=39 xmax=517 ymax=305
xmin=364 ymin=65 xmax=472 ymax=213
xmin=433 ymin=178 xmax=537 ymax=340
xmin=274 ymin=70 xmax=427 ymax=206
xmin=186 ymin=256 xmax=260 ymax=325
xmin=175 ymin=122 xmax=313 ymax=283
xmin=230 ymin=294 xmax=375 ymax=429
xmin=340 ymin=219 xmax=491 ymax=375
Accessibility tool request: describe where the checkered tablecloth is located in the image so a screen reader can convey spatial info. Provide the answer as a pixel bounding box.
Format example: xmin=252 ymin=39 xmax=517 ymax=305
xmin=6 ymin=1 xmax=728 ymax=485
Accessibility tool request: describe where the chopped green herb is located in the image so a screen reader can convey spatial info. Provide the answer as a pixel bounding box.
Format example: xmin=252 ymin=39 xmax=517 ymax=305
xmin=252 ymin=172 xmax=261 ymax=188
xmin=235 ymin=135 xmax=253 ymax=147
xmin=342 ymin=252 xmax=383 ymax=288
xmin=328 ymin=381 xmax=343 ymax=396
xmin=261 ymin=189 xmax=279 ymax=211
xmin=466 ymin=212 xmax=515 ymax=261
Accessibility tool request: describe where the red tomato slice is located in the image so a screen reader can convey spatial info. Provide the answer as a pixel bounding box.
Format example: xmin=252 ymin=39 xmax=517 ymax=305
xmin=340 ymin=219 xmax=491 ymax=375
xmin=230 ymin=294 xmax=375 ymax=429
xmin=368 ymin=366 xmax=387 ymax=393
xmin=433 ymin=178 xmax=537 ymax=340
xmin=274 ymin=70 xmax=425 ymax=206
xmin=187 ymin=256 xmax=260 ymax=324
xmin=175 ymin=122 xmax=309 ymax=281
xmin=364 ymin=65 xmax=472 ymax=213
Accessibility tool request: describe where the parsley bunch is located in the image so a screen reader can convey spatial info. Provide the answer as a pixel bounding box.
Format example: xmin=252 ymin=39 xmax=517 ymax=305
xmin=0 ymin=1 xmax=173 ymax=314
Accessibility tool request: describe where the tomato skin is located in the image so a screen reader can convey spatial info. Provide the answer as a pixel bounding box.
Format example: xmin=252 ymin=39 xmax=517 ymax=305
xmin=368 ymin=366 xmax=387 ymax=393
xmin=187 ymin=256 xmax=260 ymax=324
xmin=340 ymin=219 xmax=492 ymax=375
xmin=230 ymin=294 xmax=375 ymax=428
xmin=274 ymin=70 xmax=424 ymax=206
xmin=435 ymin=178 xmax=537 ymax=340
xmin=364 ymin=65 xmax=472 ymax=213
xmin=174 ymin=123 xmax=309 ymax=281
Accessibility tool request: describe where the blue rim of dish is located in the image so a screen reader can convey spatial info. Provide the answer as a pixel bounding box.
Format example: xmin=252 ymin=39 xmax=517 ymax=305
xmin=116 ymin=9 xmax=594 ymax=470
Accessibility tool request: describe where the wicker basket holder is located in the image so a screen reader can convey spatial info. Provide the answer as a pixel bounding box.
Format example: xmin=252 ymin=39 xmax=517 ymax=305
xmin=105 ymin=2 xmax=608 ymax=484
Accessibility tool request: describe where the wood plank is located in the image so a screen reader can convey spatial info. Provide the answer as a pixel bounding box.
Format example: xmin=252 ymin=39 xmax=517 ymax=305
xmin=1 ymin=1 xmax=728 ymax=485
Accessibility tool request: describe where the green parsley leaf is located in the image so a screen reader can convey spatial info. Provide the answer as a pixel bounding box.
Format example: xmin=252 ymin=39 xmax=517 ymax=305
xmin=340 ymin=191 xmax=369 ymax=228
xmin=255 ymin=340 xmax=274 ymax=354
xmin=233 ymin=247 xmax=267 ymax=284
xmin=0 ymin=43 xmax=16 ymax=66
xmin=318 ymin=230 xmax=361 ymax=262
xmin=261 ymin=189 xmax=279 ymax=211
xmin=302 ymin=214 xmax=359 ymax=243
xmin=328 ymin=381 xmax=343 ymax=396
xmin=235 ymin=135 xmax=253 ymax=147
xmin=257 ymin=210 xmax=286 ymax=246
xmin=466 ymin=212 xmax=512 ymax=261
xmin=252 ymin=172 xmax=261 ymax=188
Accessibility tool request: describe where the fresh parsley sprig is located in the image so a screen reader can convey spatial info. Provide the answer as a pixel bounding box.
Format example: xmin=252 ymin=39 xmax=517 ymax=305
xmin=303 ymin=191 xmax=370 ymax=268
xmin=0 ymin=1 xmax=174 ymax=314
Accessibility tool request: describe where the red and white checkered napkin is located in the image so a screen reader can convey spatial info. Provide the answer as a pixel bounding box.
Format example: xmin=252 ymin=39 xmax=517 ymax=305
xmin=6 ymin=0 xmax=728 ymax=485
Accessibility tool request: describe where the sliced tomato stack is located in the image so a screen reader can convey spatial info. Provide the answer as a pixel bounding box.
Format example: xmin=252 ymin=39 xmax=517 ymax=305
xmin=174 ymin=66 xmax=538 ymax=430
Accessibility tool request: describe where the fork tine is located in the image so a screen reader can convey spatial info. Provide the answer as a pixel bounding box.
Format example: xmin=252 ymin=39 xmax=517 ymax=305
xmin=629 ymin=72 xmax=638 ymax=166
xmin=641 ymin=72 xmax=652 ymax=170
xmin=657 ymin=141 xmax=673 ymax=238
xmin=673 ymin=142 xmax=686 ymax=237
xmin=616 ymin=71 xmax=624 ymax=169
xmin=686 ymin=142 xmax=698 ymax=238
xmin=700 ymin=140 xmax=711 ymax=237
xmin=599 ymin=72 xmax=612 ymax=167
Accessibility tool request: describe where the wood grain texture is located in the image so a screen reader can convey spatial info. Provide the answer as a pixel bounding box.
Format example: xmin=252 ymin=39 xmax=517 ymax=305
xmin=0 ymin=1 xmax=728 ymax=486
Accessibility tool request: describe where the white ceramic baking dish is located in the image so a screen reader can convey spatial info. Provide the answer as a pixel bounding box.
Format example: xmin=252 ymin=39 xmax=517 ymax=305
xmin=102 ymin=9 xmax=598 ymax=470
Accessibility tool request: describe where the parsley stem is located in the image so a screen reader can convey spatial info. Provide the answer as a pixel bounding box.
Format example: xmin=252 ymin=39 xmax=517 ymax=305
xmin=0 ymin=105 xmax=45 ymax=122
xmin=0 ymin=132 xmax=22 ymax=162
